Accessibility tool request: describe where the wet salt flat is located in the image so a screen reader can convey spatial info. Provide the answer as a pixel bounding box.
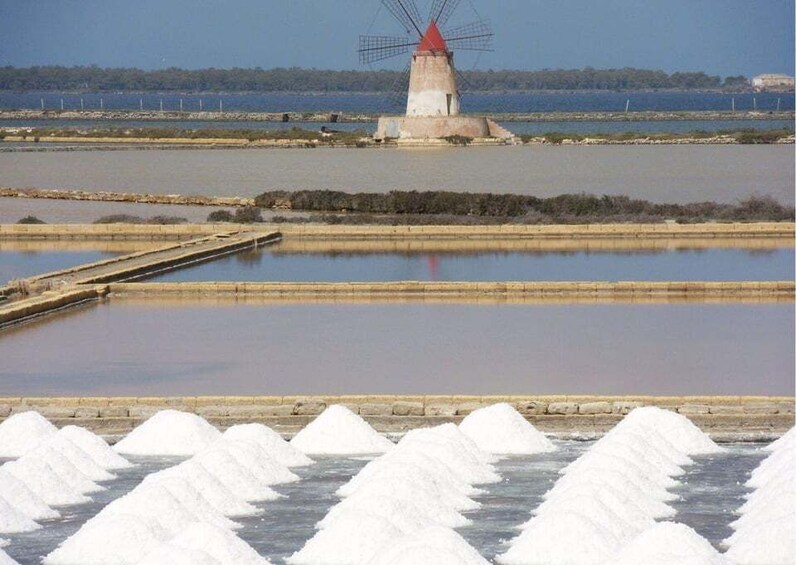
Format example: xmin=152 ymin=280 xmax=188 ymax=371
xmin=0 ymin=302 xmax=792 ymax=396
xmin=150 ymin=246 xmax=796 ymax=283
xmin=0 ymin=443 xmax=769 ymax=564
xmin=0 ymin=250 xmax=121 ymax=284
xmin=0 ymin=145 xmax=792 ymax=204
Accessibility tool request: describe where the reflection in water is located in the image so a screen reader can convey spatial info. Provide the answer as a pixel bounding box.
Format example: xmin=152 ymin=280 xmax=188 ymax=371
xmin=149 ymin=247 xmax=795 ymax=283
xmin=0 ymin=250 xmax=121 ymax=284
xmin=0 ymin=302 xmax=792 ymax=397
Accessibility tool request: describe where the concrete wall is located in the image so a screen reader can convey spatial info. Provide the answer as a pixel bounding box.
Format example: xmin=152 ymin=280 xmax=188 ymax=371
xmin=0 ymin=395 xmax=792 ymax=440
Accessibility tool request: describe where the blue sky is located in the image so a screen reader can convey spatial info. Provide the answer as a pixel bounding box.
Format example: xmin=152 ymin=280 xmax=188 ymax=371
xmin=0 ymin=0 xmax=793 ymax=76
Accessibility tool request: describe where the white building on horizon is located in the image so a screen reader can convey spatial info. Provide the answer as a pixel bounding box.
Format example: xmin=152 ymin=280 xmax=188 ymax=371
xmin=751 ymin=74 xmax=795 ymax=91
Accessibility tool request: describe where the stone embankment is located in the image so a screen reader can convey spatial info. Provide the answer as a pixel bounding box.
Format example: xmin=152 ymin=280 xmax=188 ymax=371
xmin=0 ymin=187 xmax=253 ymax=208
xmin=1 ymin=109 xmax=792 ymax=123
xmin=0 ymin=395 xmax=792 ymax=441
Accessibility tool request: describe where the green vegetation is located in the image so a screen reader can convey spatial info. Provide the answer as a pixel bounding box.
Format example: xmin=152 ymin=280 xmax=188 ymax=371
xmin=443 ymin=135 xmax=473 ymax=146
xmin=93 ymin=214 xmax=187 ymax=224
xmin=520 ymin=128 xmax=794 ymax=145
xmin=255 ymin=191 xmax=793 ymax=224
xmin=208 ymin=207 xmax=263 ymax=223
xmin=16 ymin=215 xmax=46 ymax=224
xmin=0 ymin=66 xmax=736 ymax=92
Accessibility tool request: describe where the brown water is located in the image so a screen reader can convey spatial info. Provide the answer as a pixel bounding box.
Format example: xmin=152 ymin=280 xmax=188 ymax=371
xmin=0 ymin=301 xmax=791 ymax=396
xmin=0 ymin=145 xmax=793 ymax=204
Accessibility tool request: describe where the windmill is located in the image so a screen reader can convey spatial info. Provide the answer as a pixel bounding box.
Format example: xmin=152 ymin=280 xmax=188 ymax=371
xmin=361 ymin=1 xmax=512 ymax=142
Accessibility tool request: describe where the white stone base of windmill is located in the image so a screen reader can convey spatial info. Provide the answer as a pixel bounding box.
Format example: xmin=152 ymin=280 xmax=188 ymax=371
xmin=374 ymin=116 xmax=515 ymax=144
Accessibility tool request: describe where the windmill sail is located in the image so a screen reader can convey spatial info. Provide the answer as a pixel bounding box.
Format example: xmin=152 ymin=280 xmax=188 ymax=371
xmin=443 ymin=19 xmax=494 ymax=51
xmin=380 ymin=0 xmax=424 ymax=36
xmin=359 ymin=35 xmax=419 ymax=65
xmin=429 ymin=0 xmax=462 ymax=26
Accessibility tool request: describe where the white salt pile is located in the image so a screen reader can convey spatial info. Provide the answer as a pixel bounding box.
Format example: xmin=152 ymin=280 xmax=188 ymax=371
xmin=366 ymin=525 xmax=490 ymax=565
xmin=0 ymin=547 xmax=18 ymax=565
xmin=290 ymin=424 xmax=495 ymax=565
xmin=0 ymin=411 xmax=57 ymax=458
xmin=136 ymin=544 xmax=220 ymax=565
xmin=498 ymin=408 xmax=719 ymax=565
xmin=223 ymin=423 xmax=314 ymax=467
xmin=290 ymin=405 xmax=394 ymax=455
xmin=723 ymin=426 xmax=796 ymax=565
xmin=459 ymin=403 xmax=556 ymax=455
xmin=114 ymin=410 xmax=221 ymax=456
xmin=25 ymin=436 xmax=116 ymax=483
xmin=58 ymin=426 xmax=132 ymax=470
xmin=0 ymin=469 xmax=59 ymax=521
xmin=0 ymin=495 xmax=40 ymax=534
xmin=606 ymin=522 xmax=729 ymax=565
xmin=2 ymin=456 xmax=92 ymax=507
xmin=152 ymin=522 xmax=271 ymax=564
xmin=205 ymin=439 xmax=299 ymax=486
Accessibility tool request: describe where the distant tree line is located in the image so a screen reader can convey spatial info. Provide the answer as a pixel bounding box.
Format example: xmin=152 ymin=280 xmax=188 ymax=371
xmin=0 ymin=66 xmax=739 ymax=92
xmin=254 ymin=191 xmax=793 ymax=224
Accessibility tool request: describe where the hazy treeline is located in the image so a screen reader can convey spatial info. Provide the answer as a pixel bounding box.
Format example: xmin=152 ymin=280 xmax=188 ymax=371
xmin=254 ymin=191 xmax=793 ymax=224
xmin=0 ymin=66 xmax=743 ymax=92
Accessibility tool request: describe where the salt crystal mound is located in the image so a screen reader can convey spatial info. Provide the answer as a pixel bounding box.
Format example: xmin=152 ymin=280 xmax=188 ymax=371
xmin=207 ymin=439 xmax=299 ymax=486
xmin=1 ymin=458 xmax=91 ymax=507
xmin=562 ymin=444 xmax=682 ymax=489
xmin=0 ymin=469 xmax=59 ymax=521
xmin=113 ymin=410 xmax=221 ymax=456
xmin=498 ymin=511 xmax=626 ymax=565
xmin=288 ymin=513 xmax=405 ymax=565
xmin=532 ymin=485 xmax=664 ymax=529
xmin=151 ymin=461 xmax=261 ymax=518
xmin=762 ymin=426 xmax=795 ymax=452
xmin=0 ymin=411 xmax=58 ymax=458
xmin=290 ymin=405 xmax=394 ymax=455
xmin=0 ymin=494 xmax=40 ymax=534
xmin=0 ymin=548 xmax=18 ymax=565
xmin=366 ymin=525 xmax=490 ymax=565
xmin=191 ymin=449 xmax=280 ymax=503
xmin=607 ymin=522 xmax=730 ymax=565
xmin=137 ymin=544 xmax=221 ymax=565
xmin=223 ymin=424 xmax=314 ymax=467
xmin=746 ymin=440 xmax=794 ymax=489
xmin=459 ymin=403 xmax=557 ymax=455
xmin=724 ymin=516 xmax=796 ymax=565
xmin=92 ymin=484 xmax=209 ymax=537
xmin=162 ymin=522 xmax=272 ymax=565
xmin=26 ymin=435 xmax=116 ymax=482
xmin=618 ymin=407 xmax=722 ymax=455
xmin=134 ymin=476 xmax=241 ymax=531
xmin=0 ymin=540 xmax=6 ymax=548
xmin=44 ymin=513 xmax=164 ymax=565
xmin=14 ymin=447 xmax=103 ymax=494
xmin=57 ymin=426 xmax=132 ymax=470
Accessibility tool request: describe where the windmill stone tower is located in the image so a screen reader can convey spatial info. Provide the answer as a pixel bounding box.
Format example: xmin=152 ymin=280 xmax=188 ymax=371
xmin=361 ymin=0 xmax=514 ymax=143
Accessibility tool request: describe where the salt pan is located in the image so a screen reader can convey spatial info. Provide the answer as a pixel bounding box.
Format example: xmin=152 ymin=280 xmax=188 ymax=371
xmin=0 ymin=469 xmax=59 ymax=520
xmin=0 ymin=412 xmax=57 ymax=458
xmin=459 ymin=403 xmax=556 ymax=455
xmin=607 ymin=522 xmax=729 ymax=565
xmin=223 ymin=424 xmax=313 ymax=467
xmin=57 ymin=426 xmax=132 ymax=470
xmin=290 ymin=405 xmax=394 ymax=455
xmin=113 ymin=410 xmax=221 ymax=456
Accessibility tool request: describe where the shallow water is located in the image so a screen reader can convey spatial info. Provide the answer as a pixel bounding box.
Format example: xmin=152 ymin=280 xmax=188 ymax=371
xmin=0 ymin=302 xmax=792 ymax=396
xmin=0 ymin=145 xmax=792 ymax=204
xmin=150 ymin=246 xmax=796 ymax=283
xmin=0 ymin=250 xmax=121 ymax=284
xmin=0 ymin=442 xmax=770 ymax=564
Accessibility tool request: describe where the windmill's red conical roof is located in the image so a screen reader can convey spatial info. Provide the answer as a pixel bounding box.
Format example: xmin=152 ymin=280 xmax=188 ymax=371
xmin=418 ymin=21 xmax=448 ymax=52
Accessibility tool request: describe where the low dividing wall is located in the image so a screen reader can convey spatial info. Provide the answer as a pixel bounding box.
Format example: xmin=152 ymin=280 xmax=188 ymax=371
xmin=107 ymin=281 xmax=795 ymax=302
xmin=0 ymin=286 xmax=104 ymax=328
xmin=0 ymin=396 xmax=792 ymax=441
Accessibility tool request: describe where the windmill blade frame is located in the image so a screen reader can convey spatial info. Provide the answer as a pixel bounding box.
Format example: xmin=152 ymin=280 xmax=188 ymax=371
xmin=359 ymin=35 xmax=419 ymax=65
xmin=385 ymin=62 xmax=412 ymax=111
xmin=443 ymin=19 xmax=494 ymax=51
xmin=428 ymin=0 xmax=462 ymax=27
xmin=381 ymin=0 xmax=424 ymax=36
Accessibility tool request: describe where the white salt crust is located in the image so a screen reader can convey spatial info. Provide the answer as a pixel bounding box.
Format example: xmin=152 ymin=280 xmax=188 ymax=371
xmin=0 ymin=494 xmax=40 ymax=534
